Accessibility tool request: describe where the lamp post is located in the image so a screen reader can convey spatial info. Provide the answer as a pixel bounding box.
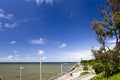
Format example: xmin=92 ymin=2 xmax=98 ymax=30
xmin=37 ymin=50 xmax=45 ymax=80
xmin=61 ymin=64 xmax=63 ymax=77
xmin=40 ymin=57 xmax=42 ymax=80
xmin=20 ymin=66 xmax=24 ymax=80
xmin=61 ymin=64 xmax=64 ymax=80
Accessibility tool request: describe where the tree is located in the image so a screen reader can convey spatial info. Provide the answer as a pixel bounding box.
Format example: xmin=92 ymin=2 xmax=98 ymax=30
xmin=92 ymin=0 xmax=120 ymax=77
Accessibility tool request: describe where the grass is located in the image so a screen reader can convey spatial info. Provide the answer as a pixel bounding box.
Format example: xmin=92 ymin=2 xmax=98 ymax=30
xmin=79 ymin=65 xmax=93 ymax=77
xmin=80 ymin=71 xmax=90 ymax=77
xmin=88 ymin=65 xmax=93 ymax=71
xmin=91 ymin=72 xmax=120 ymax=80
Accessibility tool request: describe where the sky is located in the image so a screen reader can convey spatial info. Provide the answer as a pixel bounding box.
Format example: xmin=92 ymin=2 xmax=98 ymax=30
xmin=0 ymin=0 xmax=104 ymax=62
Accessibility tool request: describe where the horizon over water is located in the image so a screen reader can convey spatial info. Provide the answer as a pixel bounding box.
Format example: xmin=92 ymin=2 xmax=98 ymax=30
xmin=0 ymin=62 xmax=75 ymax=80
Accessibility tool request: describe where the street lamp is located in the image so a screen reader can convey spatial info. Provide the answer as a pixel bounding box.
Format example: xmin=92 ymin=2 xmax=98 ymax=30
xmin=40 ymin=57 xmax=42 ymax=80
xmin=20 ymin=66 xmax=24 ymax=80
xmin=37 ymin=50 xmax=45 ymax=80
xmin=61 ymin=64 xmax=65 ymax=80
xmin=61 ymin=64 xmax=63 ymax=77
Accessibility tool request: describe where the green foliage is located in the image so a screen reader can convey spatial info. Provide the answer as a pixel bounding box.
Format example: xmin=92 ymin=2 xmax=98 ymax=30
xmin=83 ymin=65 xmax=88 ymax=71
xmin=91 ymin=72 xmax=105 ymax=80
xmin=91 ymin=72 xmax=120 ymax=80
xmin=92 ymin=63 xmax=104 ymax=74
xmin=80 ymin=71 xmax=89 ymax=77
xmin=92 ymin=0 xmax=120 ymax=77
xmin=81 ymin=59 xmax=96 ymax=65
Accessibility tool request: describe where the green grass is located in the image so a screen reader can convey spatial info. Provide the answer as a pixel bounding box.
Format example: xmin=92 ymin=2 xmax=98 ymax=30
xmin=79 ymin=65 xmax=93 ymax=77
xmin=91 ymin=72 xmax=120 ymax=80
xmin=88 ymin=65 xmax=93 ymax=71
xmin=80 ymin=72 xmax=90 ymax=77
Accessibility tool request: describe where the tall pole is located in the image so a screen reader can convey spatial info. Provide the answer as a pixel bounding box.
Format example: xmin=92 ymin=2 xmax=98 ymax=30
xmin=61 ymin=64 xmax=62 ymax=77
xmin=20 ymin=66 xmax=21 ymax=80
xmin=40 ymin=57 xmax=42 ymax=80
xmin=20 ymin=66 xmax=24 ymax=80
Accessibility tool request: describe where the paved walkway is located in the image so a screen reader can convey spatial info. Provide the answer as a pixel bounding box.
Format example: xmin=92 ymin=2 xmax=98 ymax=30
xmin=54 ymin=67 xmax=96 ymax=80
xmin=54 ymin=67 xmax=83 ymax=80
xmin=77 ymin=74 xmax=96 ymax=80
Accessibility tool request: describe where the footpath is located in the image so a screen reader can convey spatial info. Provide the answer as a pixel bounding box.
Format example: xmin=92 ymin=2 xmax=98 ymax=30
xmin=54 ymin=67 xmax=83 ymax=80
xmin=54 ymin=67 xmax=96 ymax=80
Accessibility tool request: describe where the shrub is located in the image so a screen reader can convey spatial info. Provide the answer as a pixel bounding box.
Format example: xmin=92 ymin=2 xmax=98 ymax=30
xmin=91 ymin=72 xmax=120 ymax=80
xmin=83 ymin=65 xmax=88 ymax=71
xmin=91 ymin=72 xmax=105 ymax=80
xmin=92 ymin=63 xmax=104 ymax=74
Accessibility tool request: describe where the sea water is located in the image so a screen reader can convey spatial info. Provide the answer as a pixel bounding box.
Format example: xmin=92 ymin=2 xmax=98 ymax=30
xmin=0 ymin=62 xmax=75 ymax=80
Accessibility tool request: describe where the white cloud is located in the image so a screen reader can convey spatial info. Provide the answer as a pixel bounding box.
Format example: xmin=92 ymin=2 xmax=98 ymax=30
xmin=37 ymin=50 xmax=45 ymax=55
xmin=108 ymin=39 xmax=116 ymax=44
xmin=57 ymin=50 xmax=93 ymax=62
xmin=30 ymin=38 xmax=45 ymax=45
xmin=10 ymin=41 xmax=16 ymax=44
xmin=25 ymin=55 xmax=36 ymax=61
xmin=5 ymin=22 xmax=17 ymax=28
xmin=42 ymin=56 xmax=46 ymax=60
xmin=0 ymin=55 xmax=37 ymax=62
xmin=6 ymin=14 xmax=14 ymax=21
xmin=0 ymin=8 xmax=18 ymax=30
xmin=7 ymin=55 xmax=13 ymax=60
xmin=107 ymin=39 xmax=116 ymax=49
xmin=0 ymin=8 xmax=4 ymax=13
xmin=13 ymin=50 xmax=18 ymax=53
xmin=59 ymin=43 xmax=67 ymax=48
xmin=0 ymin=22 xmax=3 ymax=28
xmin=0 ymin=13 xmax=5 ymax=18
xmin=0 ymin=9 xmax=5 ymax=18
xmin=27 ymin=0 xmax=56 ymax=6
xmin=0 ymin=8 xmax=31 ymax=30
xmin=0 ymin=8 xmax=14 ymax=20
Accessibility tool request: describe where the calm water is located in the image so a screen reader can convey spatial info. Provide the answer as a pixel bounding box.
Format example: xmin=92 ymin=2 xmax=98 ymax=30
xmin=0 ymin=62 xmax=75 ymax=80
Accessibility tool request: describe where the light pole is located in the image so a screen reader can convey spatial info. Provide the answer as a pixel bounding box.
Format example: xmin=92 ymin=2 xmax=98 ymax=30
xmin=61 ymin=64 xmax=63 ymax=77
xmin=37 ymin=50 xmax=45 ymax=80
xmin=40 ymin=57 xmax=42 ymax=80
xmin=20 ymin=66 xmax=24 ymax=80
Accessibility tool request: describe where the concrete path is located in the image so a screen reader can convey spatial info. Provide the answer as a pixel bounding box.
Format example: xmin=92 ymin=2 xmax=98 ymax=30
xmin=54 ymin=67 xmax=83 ymax=80
xmin=54 ymin=66 xmax=96 ymax=80
xmin=81 ymin=74 xmax=96 ymax=80
xmin=77 ymin=74 xmax=96 ymax=80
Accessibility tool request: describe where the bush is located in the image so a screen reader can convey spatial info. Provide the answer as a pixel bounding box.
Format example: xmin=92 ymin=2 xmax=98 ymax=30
xmin=91 ymin=72 xmax=105 ymax=80
xmin=91 ymin=72 xmax=120 ymax=80
xmin=92 ymin=63 xmax=104 ymax=74
xmin=83 ymin=65 xmax=88 ymax=71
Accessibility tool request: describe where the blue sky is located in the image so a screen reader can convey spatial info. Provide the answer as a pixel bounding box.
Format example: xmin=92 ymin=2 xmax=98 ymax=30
xmin=0 ymin=0 xmax=104 ymax=62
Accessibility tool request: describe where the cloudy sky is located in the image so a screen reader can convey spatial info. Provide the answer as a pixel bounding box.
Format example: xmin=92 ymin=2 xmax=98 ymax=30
xmin=0 ymin=0 xmax=104 ymax=62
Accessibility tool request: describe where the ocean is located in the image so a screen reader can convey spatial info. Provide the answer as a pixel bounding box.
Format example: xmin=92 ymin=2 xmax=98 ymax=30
xmin=0 ymin=62 xmax=75 ymax=80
